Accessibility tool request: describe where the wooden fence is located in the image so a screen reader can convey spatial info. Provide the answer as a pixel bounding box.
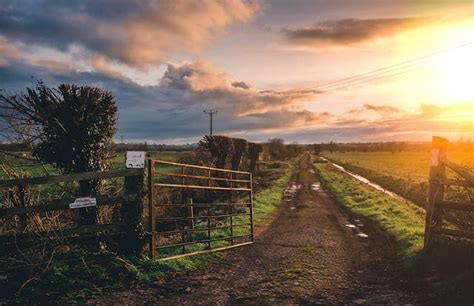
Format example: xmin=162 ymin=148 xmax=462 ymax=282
xmin=0 ymin=157 xmax=256 ymax=262
xmin=148 ymin=159 xmax=254 ymax=261
xmin=424 ymin=136 xmax=474 ymax=248
xmin=0 ymin=168 xmax=145 ymax=255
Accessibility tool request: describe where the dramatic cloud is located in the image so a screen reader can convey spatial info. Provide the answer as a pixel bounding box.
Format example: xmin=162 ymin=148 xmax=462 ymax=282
xmin=284 ymin=17 xmax=430 ymax=48
xmin=158 ymin=61 xmax=321 ymax=117
xmin=0 ymin=0 xmax=258 ymax=68
xmin=0 ymin=60 xmax=326 ymax=142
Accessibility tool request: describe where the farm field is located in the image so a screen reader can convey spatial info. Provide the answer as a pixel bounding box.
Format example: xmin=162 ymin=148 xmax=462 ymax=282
xmin=322 ymin=150 xmax=473 ymax=184
xmin=321 ymin=150 xmax=474 ymax=207
xmin=0 ymin=150 xmax=191 ymax=179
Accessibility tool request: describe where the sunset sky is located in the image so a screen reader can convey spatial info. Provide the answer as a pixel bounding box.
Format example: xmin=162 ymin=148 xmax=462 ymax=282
xmin=0 ymin=0 xmax=473 ymax=144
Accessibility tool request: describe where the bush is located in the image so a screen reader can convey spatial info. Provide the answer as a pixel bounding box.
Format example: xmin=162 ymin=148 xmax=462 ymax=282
xmin=0 ymin=81 xmax=118 ymax=224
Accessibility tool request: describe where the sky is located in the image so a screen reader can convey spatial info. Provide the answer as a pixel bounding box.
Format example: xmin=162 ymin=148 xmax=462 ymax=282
xmin=0 ymin=0 xmax=473 ymax=144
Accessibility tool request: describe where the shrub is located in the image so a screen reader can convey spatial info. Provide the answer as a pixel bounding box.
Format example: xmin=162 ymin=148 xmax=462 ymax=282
xmin=230 ymin=138 xmax=248 ymax=170
xmin=0 ymin=81 xmax=118 ymax=224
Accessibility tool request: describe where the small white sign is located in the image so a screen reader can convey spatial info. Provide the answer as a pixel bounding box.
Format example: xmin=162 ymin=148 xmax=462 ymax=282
xmin=430 ymin=148 xmax=440 ymax=167
xmin=126 ymin=151 xmax=145 ymax=168
xmin=69 ymin=197 xmax=97 ymax=209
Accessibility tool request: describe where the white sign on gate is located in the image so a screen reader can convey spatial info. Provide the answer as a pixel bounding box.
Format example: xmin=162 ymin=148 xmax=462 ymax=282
xmin=126 ymin=151 xmax=145 ymax=168
xmin=69 ymin=197 xmax=97 ymax=209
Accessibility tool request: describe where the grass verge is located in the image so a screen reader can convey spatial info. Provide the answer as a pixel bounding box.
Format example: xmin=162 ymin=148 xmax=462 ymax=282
xmin=314 ymin=161 xmax=474 ymax=304
xmin=313 ymin=161 xmax=425 ymax=262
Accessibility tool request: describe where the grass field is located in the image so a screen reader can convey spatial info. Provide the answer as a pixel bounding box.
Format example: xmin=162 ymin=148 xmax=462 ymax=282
xmin=323 ymin=150 xmax=473 ymax=184
xmin=321 ymin=150 xmax=474 ymax=207
xmin=0 ymin=151 xmax=191 ymax=179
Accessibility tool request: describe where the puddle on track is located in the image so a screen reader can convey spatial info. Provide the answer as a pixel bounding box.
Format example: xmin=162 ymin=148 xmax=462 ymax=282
xmin=284 ymin=182 xmax=303 ymax=202
xmin=344 ymin=219 xmax=369 ymax=238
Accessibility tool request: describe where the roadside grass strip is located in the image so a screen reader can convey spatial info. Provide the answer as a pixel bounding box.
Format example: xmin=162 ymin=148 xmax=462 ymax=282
xmin=314 ymin=162 xmax=425 ymax=261
xmin=253 ymin=162 xmax=293 ymax=223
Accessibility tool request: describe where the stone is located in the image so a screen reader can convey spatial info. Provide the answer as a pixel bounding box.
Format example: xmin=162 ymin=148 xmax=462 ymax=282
xmin=353 ymin=298 xmax=367 ymax=305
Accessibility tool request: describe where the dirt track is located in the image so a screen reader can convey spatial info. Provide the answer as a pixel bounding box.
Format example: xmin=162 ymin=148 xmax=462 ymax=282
xmin=93 ymin=154 xmax=416 ymax=304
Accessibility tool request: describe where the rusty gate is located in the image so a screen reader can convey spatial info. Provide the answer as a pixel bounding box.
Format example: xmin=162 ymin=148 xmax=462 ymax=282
xmin=147 ymin=159 xmax=254 ymax=260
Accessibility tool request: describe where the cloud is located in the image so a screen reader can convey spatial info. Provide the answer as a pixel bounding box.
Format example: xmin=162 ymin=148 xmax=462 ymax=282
xmin=157 ymin=61 xmax=321 ymax=117
xmin=0 ymin=0 xmax=258 ymax=68
xmin=0 ymin=59 xmax=326 ymax=142
xmin=0 ymin=36 xmax=20 ymax=65
xmin=246 ymin=110 xmax=332 ymax=130
xmin=91 ymin=56 xmax=124 ymax=79
xmin=231 ymin=81 xmax=251 ymax=90
xmin=2 ymin=55 xmax=470 ymax=144
xmin=334 ymin=102 xmax=474 ymax=141
xmin=348 ymin=104 xmax=401 ymax=115
xmin=362 ymin=104 xmax=400 ymax=113
xmin=283 ymin=17 xmax=430 ymax=49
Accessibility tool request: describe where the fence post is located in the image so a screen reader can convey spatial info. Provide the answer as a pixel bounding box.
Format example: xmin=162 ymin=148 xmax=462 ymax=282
xmin=119 ymin=169 xmax=146 ymax=256
xmin=249 ymin=172 xmax=254 ymax=242
xmin=424 ymin=136 xmax=448 ymax=249
xmin=148 ymin=160 xmax=156 ymax=260
xmin=18 ymin=186 xmax=27 ymax=232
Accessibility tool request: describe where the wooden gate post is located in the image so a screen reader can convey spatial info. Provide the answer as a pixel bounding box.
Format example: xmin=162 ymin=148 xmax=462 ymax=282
xmin=119 ymin=169 xmax=146 ymax=256
xmin=147 ymin=160 xmax=156 ymax=260
xmin=249 ymin=172 xmax=254 ymax=242
xmin=424 ymin=136 xmax=448 ymax=249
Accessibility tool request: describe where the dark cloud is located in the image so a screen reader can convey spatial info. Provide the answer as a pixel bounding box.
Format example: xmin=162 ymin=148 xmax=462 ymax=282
xmin=0 ymin=0 xmax=258 ymax=68
xmin=284 ymin=17 xmax=430 ymax=48
xmin=348 ymin=104 xmax=401 ymax=115
xmin=0 ymin=60 xmax=325 ymax=142
xmin=231 ymin=81 xmax=251 ymax=90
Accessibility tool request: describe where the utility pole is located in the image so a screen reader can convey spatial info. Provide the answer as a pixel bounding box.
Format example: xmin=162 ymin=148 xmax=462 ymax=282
xmin=203 ymin=109 xmax=218 ymax=136
xmin=121 ymin=135 xmax=124 ymax=144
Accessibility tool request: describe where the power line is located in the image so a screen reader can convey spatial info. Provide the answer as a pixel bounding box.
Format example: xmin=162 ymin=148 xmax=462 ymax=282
xmin=318 ymin=63 xmax=420 ymax=92
xmin=328 ymin=65 xmax=420 ymax=92
xmin=203 ymin=109 xmax=218 ymax=136
xmin=312 ymin=41 xmax=474 ymax=92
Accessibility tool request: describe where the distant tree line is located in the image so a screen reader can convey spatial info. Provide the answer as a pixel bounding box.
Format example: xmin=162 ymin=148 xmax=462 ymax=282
xmin=263 ymin=138 xmax=304 ymax=161
xmin=313 ymin=140 xmax=474 ymax=154
xmin=113 ymin=142 xmax=197 ymax=152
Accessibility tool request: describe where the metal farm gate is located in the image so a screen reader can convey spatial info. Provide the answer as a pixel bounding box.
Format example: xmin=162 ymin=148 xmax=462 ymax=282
xmin=147 ymin=159 xmax=254 ymax=260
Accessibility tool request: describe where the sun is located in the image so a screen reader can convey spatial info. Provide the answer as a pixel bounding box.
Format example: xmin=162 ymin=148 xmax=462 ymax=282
xmin=397 ymin=17 xmax=474 ymax=105
xmin=433 ymin=27 xmax=474 ymax=102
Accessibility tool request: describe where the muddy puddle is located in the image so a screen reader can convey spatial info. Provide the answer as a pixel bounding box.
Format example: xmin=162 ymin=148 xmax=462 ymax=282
xmin=311 ymin=183 xmax=321 ymax=191
xmin=344 ymin=218 xmax=369 ymax=238
xmin=284 ymin=182 xmax=302 ymax=202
